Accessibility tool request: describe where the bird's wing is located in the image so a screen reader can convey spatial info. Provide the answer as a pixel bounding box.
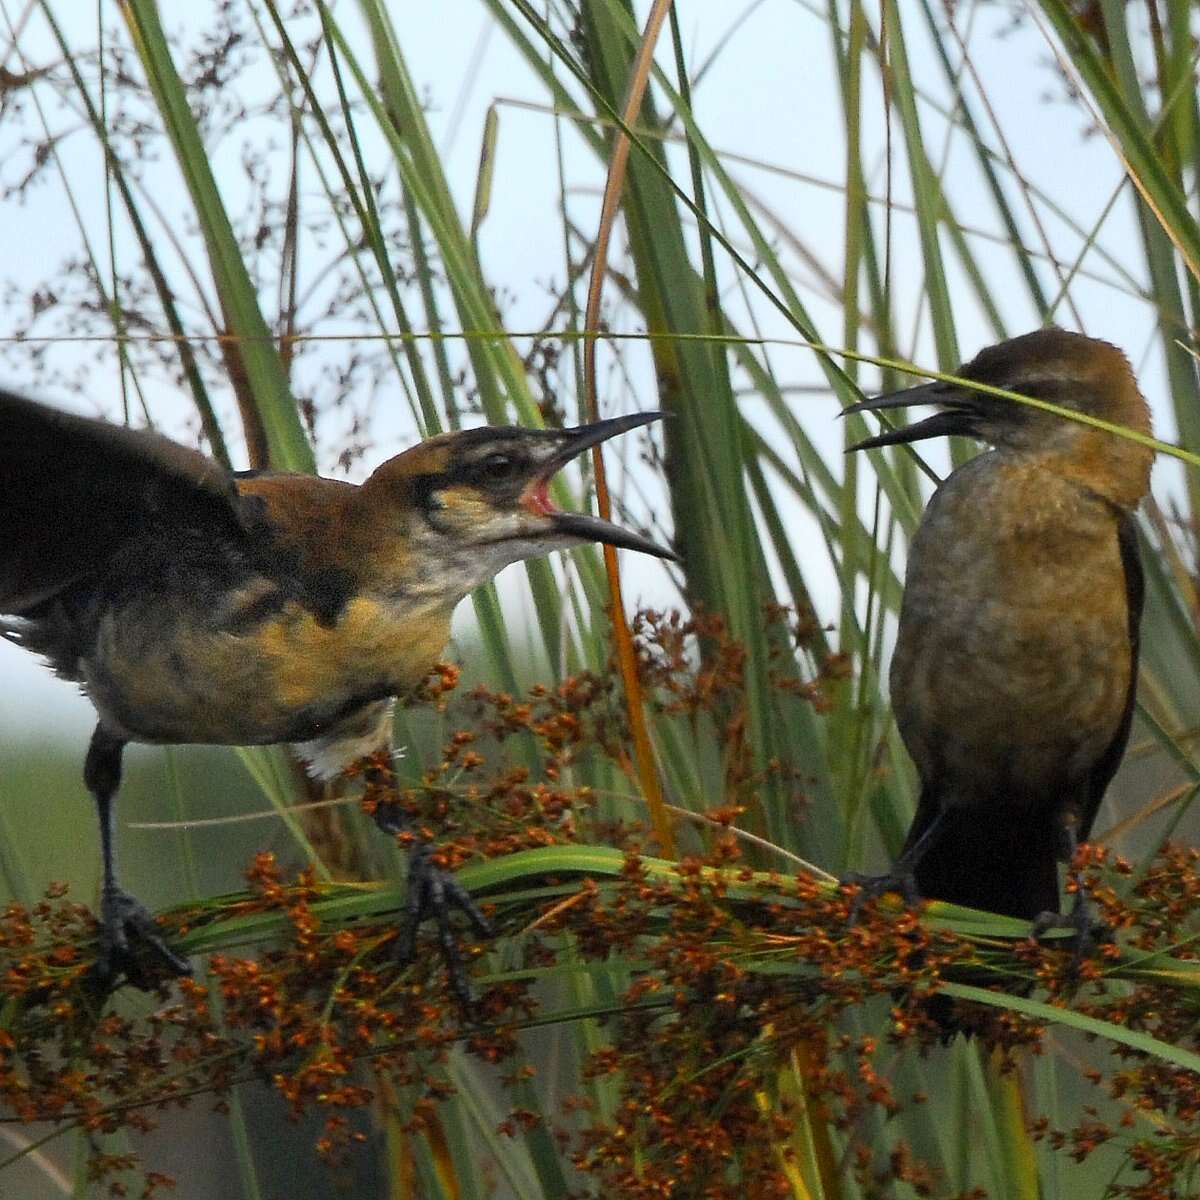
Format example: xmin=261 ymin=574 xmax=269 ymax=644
xmin=0 ymin=389 xmax=248 ymax=612
xmin=1079 ymin=510 xmax=1144 ymax=842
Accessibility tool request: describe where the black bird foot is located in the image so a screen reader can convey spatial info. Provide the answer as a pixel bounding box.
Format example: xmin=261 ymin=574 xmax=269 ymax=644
xmin=367 ymin=783 xmax=494 ymax=1014
xmin=89 ymin=886 xmax=192 ymax=992
xmin=842 ymin=870 xmax=921 ymax=923
xmin=391 ymin=843 xmax=494 ymax=1016
xmin=1031 ymin=887 xmax=1110 ymax=976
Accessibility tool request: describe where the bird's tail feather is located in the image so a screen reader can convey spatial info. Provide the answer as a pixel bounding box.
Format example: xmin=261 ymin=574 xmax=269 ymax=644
xmin=904 ymin=793 xmax=1061 ymax=920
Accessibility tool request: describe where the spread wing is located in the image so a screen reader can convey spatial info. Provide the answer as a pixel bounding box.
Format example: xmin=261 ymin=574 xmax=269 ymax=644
xmin=0 ymin=389 xmax=248 ymax=612
xmin=1079 ymin=510 xmax=1144 ymax=842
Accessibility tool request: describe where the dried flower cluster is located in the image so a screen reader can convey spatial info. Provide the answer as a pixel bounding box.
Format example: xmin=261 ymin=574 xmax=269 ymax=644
xmin=0 ymin=611 xmax=1196 ymax=1198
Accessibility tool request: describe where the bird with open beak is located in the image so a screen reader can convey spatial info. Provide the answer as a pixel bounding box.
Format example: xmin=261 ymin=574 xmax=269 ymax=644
xmin=0 ymin=395 xmax=675 ymax=1002
xmin=843 ymin=328 xmax=1153 ymax=937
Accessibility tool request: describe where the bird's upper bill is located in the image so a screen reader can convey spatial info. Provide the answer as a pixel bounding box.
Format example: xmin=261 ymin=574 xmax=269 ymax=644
xmin=515 ymin=412 xmax=677 ymax=560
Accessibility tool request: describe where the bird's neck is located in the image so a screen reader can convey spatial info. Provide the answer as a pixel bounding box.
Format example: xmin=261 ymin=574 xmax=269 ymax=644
xmin=1005 ymin=429 xmax=1152 ymax=511
xmin=344 ymin=489 xmax=503 ymax=611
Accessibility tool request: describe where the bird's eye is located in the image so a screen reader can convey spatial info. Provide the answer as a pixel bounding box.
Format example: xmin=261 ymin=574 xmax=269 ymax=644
xmin=480 ymin=452 xmax=518 ymax=481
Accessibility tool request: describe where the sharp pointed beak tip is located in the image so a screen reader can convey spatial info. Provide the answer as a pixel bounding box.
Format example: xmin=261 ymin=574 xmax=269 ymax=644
xmin=842 ymin=380 xmax=946 ymax=417
xmin=845 ymin=432 xmax=894 ymax=454
xmin=844 ymin=408 xmax=978 ymax=452
xmin=642 ymin=540 xmax=681 ymax=564
xmin=569 ymin=409 xmax=667 ymax=447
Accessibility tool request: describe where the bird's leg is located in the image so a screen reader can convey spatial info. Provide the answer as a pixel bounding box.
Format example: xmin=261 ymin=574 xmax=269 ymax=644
xmin=843 ymin=809 xmax=947 ymax=920
xmin=362 ymin=754 xmax=493 ymax=1012
xmin=1030 ymin=821 xmax=1107 ymax=958
xmin=85 ymin=726 xmax=191 ymax=989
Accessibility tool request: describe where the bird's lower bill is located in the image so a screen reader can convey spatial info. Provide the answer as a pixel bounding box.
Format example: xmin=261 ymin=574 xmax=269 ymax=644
xmin=547 ymin=510 xmax=675 ymax=558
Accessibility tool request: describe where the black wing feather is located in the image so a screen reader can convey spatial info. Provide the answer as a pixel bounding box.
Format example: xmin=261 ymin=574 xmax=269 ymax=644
xmin=1078 ymin=510 xmax=1144 ymax=842
xmin=0 ymin=389 xmax=247 ymax=612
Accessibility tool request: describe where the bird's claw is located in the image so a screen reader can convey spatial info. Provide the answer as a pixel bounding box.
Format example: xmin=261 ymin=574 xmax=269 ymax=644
xmin=842 ymin=870 xmax=921 ymax=923
xmin=1031 ymin=886 xmax=1110 ymax=972
xmin=393 ymin=843 xmax=494 ymax=1016
xmin=368 ymin=791 xmax=494 ymax=1014
xmin=89 ymin=886 xmax=192 ymax=992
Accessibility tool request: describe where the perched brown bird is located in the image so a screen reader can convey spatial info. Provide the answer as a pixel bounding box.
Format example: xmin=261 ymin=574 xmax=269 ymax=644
xmin=844 ymin=329 xmax=1153 ymax=927
xmin=0 ymin=393 xmax=673 ymax=996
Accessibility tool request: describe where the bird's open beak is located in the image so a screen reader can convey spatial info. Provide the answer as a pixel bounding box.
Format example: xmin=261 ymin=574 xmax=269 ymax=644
xmin=524 ymin=412 xmax=678 ymax=561
xmin=841 ymin=382 xmax=982 ymax=452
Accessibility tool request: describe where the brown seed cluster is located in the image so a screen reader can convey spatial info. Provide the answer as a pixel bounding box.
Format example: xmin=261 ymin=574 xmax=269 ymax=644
xmin=0 ymin=609 xmax=1196 ymax=1198
xmin=544 ymin=853 xmax=977 ymax=1196
xmin=1025 ymin=844 xmax=1200 ymax=1198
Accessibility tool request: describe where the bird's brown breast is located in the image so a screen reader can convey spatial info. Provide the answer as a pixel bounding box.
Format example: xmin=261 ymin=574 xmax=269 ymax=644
xmin=891 ymin=453 xmax=1133 ymax=807
xmin=85 ymin=589 xmax=453 ymax=746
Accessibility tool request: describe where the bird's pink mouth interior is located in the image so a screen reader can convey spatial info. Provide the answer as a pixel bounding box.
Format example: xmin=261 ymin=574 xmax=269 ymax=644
xmin=522 ymin=477 xmax=558 ymax=516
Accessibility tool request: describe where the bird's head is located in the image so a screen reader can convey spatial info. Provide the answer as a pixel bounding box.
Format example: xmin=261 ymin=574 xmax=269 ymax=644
xmin=844 ymin=329 xmax=1154 ymax=504
xmin=359 ymin=412 xmax=675 ymax=597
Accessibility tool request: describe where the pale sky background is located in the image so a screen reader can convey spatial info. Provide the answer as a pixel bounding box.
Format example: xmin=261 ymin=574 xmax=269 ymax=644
xmin=0 ymin=1 xmax=1168 ymax=744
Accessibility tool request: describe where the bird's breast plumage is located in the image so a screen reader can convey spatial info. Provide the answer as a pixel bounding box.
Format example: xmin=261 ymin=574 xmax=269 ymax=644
xmin=83 ymin=582 xmax=453 ymax=749
xmin=891 ymin=452 xmax=1133 ymax=808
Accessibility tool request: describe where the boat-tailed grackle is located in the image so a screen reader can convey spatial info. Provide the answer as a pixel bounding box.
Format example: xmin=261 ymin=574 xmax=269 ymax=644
xmin=844 ymin=328 xmax=1153 ymax=935
xmin=0 ymin=391 xmax=675 ymax=1000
